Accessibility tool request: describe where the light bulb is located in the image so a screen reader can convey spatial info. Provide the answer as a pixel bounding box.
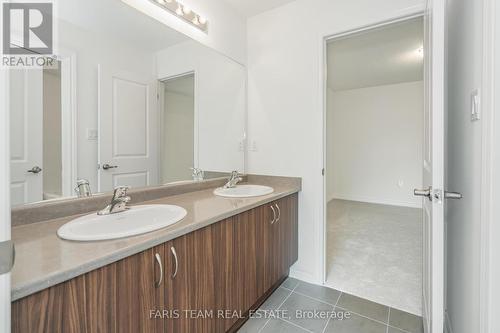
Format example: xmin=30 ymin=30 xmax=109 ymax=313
xmin=175 ymin=5 xmax=183 ymax=15
xmin=416 ymin=46 xmax=424 ymax=58
xmin=182 ymin=5 xmax=191 ymax=14
xmin=198 ymin=16 xmax=206 ymax=24
xmin=156 ymin=0 xmax=166 ymax=4
xmin=192 ymin=16 xmax=200 ymax=25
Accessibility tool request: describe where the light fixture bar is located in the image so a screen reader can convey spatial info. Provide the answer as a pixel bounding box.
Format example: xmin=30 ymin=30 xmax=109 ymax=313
xmin=149 ymin=0 xmax=208 ymax=33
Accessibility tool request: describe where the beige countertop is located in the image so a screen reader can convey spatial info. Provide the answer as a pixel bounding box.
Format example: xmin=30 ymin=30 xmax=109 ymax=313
xmin=11 ymin=176 xmax=301 ymax=301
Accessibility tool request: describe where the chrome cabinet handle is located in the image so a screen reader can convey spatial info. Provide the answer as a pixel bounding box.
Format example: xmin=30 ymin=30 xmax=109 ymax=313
xmin=27 ymin=166 xmax=42 ymax=174
xmin=155 ymin=253 xmax=163 ymax=288
xmin=171 ymin=246 xmax=178 ymax=279
xmin=270 ymin=205 xmax=276 ymax=224
xmin=275 ymin=204 xmax=281 ymax=223
xmin=102 ymin=163 xmax=118 ymax=170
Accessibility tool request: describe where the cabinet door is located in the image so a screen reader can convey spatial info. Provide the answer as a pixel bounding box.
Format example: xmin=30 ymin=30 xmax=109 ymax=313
xmin=272 ymin=198 xmax=288 ymax=283
xmin=213 ymin=210 xmax=259 ymax=332
xmin=165 ymin=227 xmax=216 ymax=333
xmin=287 ymin=193 xmax=299 ymax=267
xmin=261 ymin=195 xmax=299 ymax=291
xmin=12 ymin=245 xmax=165 ymax=333
xmin=115 ymin=244 xmax=165 ymax=333
xmin=255 ymin=203 xmax=275 ymax=295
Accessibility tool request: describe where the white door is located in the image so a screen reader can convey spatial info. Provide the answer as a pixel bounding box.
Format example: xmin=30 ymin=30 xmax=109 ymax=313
xmin=9 ymin=69 xmax=44 ymax=205
xmin=98 ymin=65 xmax=158 ymax=192
xmin=419 ymin=0 xmax=446 ymax=332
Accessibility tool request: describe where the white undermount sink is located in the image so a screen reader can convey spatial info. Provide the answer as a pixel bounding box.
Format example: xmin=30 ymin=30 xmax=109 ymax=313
xmin=57 ymin=204 xmax=187 ymax=241
xmin=213 ymin=184 xmax=274 ymax=198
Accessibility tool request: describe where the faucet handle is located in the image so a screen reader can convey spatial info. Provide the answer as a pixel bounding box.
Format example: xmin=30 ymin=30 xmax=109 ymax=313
xmin=112 ymin=186 xmax=130 ymax=199
xmin=190 ymin=167 xmax=205 ymax=181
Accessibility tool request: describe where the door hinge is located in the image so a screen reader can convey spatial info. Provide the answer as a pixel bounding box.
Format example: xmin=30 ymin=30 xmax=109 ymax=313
xmin=322 ymin=168 xmax=325 ymax=176
xmin=0 ymin=240 xmax=15 ymax=274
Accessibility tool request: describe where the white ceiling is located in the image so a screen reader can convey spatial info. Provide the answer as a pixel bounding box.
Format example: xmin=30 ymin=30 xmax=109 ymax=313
xmin=58 ymin=0 xmax=188 ymax=52
xmin=327 ymin=17 xmax=424 ymax=91
xmin=222 ymin=0 xmax=297 ymax=17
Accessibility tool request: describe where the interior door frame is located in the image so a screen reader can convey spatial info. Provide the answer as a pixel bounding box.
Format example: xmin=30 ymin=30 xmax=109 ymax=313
xmin=320 ymin=12 xmax=425 ymax=285
xmin=56 ymin=48 xmax=78 ymax=198
xmin=477 ymin=0 xmax=498 ymax=332
xmin=158 ymin=70 xmax=199 ymax=184
xmin=8 ymin=37 xmax=78 ymax=201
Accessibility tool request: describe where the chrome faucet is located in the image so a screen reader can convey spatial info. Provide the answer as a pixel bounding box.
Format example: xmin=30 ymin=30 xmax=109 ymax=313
xmin=223 ymin=171 xmax=242 ymax=189
xmin=190 ymin=167 xmax=205 ymax=181
xmin=98 ymin=186 xmax=131 ymax=215
xmin=74 ymin=179 xmax=92 ymax=198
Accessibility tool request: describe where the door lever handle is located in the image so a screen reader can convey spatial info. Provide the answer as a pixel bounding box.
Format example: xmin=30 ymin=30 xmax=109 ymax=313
xmin=414 ymin=187 xmax=463 ymax=200
xmin=414 ymin=188 xmax=431 ymax=198
xmin=102 ymin=164 xmax=118 ymax=170
xmin=27 ymin=166 xmax=42 ymax=174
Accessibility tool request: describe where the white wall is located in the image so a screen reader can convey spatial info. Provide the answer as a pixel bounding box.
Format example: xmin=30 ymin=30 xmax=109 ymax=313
xmin=326 ymin=81 xmax=423 ymax=208
xmin=43 ymin=71 xmax=63 ymax=197
xmin=122 ymin=0 xmax=247 ymax=64
xmin=157 ymin=40 xmax=246 ymax=174
xmin=162 ymin=80 xmax=195 ymax=183
xmin=446 ymin=0 xmax=483 ymax=332
xmin=247 ymin=0 xmax=425 ymax=283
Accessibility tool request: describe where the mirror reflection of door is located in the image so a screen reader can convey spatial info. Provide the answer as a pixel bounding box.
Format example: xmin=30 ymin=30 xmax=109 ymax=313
xmin=97 ymin=65 xmax=159 ymax=193
xmin=160 ymin=74 xmax=195 ymax=184
xmin=10 ymin=62 xmax=63 ymax=206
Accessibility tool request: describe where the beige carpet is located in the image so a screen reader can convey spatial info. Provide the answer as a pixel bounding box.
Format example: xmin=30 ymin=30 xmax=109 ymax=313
xmin=325 ymin=199 xmax=422 ymax=316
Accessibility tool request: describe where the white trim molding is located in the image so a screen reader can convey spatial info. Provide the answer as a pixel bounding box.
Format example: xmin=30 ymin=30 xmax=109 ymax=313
xmin=328 ymin=194 xmax=422 ymax=209
xmin=480 ymin=0 xmax=497 ymax=332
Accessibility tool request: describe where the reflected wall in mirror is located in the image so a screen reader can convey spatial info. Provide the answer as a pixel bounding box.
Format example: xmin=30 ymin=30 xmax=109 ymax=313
xmin=8 ymin=0 xmax=246 ymax=207
xmin=160 ymin=74 xmax=195 ymax=184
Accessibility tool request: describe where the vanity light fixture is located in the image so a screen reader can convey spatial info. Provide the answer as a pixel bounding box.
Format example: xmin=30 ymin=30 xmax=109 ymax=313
xmin=182 ymin=5 xmax=192 ymax=15
xmin=148 ymin=0 xmax=208 ymax=32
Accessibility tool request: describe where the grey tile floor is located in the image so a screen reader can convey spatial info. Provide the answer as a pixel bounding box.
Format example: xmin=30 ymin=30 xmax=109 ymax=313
xmin=238 ymin=277 xmax=424 ymax=333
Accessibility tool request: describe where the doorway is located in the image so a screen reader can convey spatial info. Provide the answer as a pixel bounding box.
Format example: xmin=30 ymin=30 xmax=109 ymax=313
xmin=9 ymin=56 xmax=76 ymax=206
xmin=159 ymin=73 xmax=196 ymax=184
xmin=42 ymin=64 xmax=63 ymax=200
xmin=323 ymin=17 xmax=424 ymax=316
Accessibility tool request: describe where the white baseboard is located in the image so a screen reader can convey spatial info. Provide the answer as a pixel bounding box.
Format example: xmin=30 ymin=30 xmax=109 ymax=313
xmin=289 ymin=267 xmax=319 ymax=285
xmin=328 ymin=193 xmax=422 ymax=209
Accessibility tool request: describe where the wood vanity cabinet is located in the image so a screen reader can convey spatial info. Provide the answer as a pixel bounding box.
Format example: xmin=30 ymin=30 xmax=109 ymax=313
xmin=11 ymin=193 xmax=298 ymax=333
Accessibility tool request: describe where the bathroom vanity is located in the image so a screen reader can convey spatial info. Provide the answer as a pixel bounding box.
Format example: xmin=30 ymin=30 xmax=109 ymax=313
xmin=10 ymin=176 xmax=300 ymax=333
xmin=6 ymin=1 xmax=300 ymax=331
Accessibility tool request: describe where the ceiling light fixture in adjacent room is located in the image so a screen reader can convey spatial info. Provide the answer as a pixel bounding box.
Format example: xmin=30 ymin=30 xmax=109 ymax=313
xmin=147 ymin=0 xmax=208 ymax=32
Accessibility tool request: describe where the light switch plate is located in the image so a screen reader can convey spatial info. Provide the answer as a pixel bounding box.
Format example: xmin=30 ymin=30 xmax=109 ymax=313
xmin=249 ymin=140 xmax=258 ymax=152
xmin=87 ymin=129 xmax=98 ymax=141
xmin=471 ymin=89 xmax=480 ymax=121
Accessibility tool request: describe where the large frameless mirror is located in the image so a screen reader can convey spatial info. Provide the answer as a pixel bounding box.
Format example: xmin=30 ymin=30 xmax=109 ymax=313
xmin=8 ymin=0 xmax=246 ymax=207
